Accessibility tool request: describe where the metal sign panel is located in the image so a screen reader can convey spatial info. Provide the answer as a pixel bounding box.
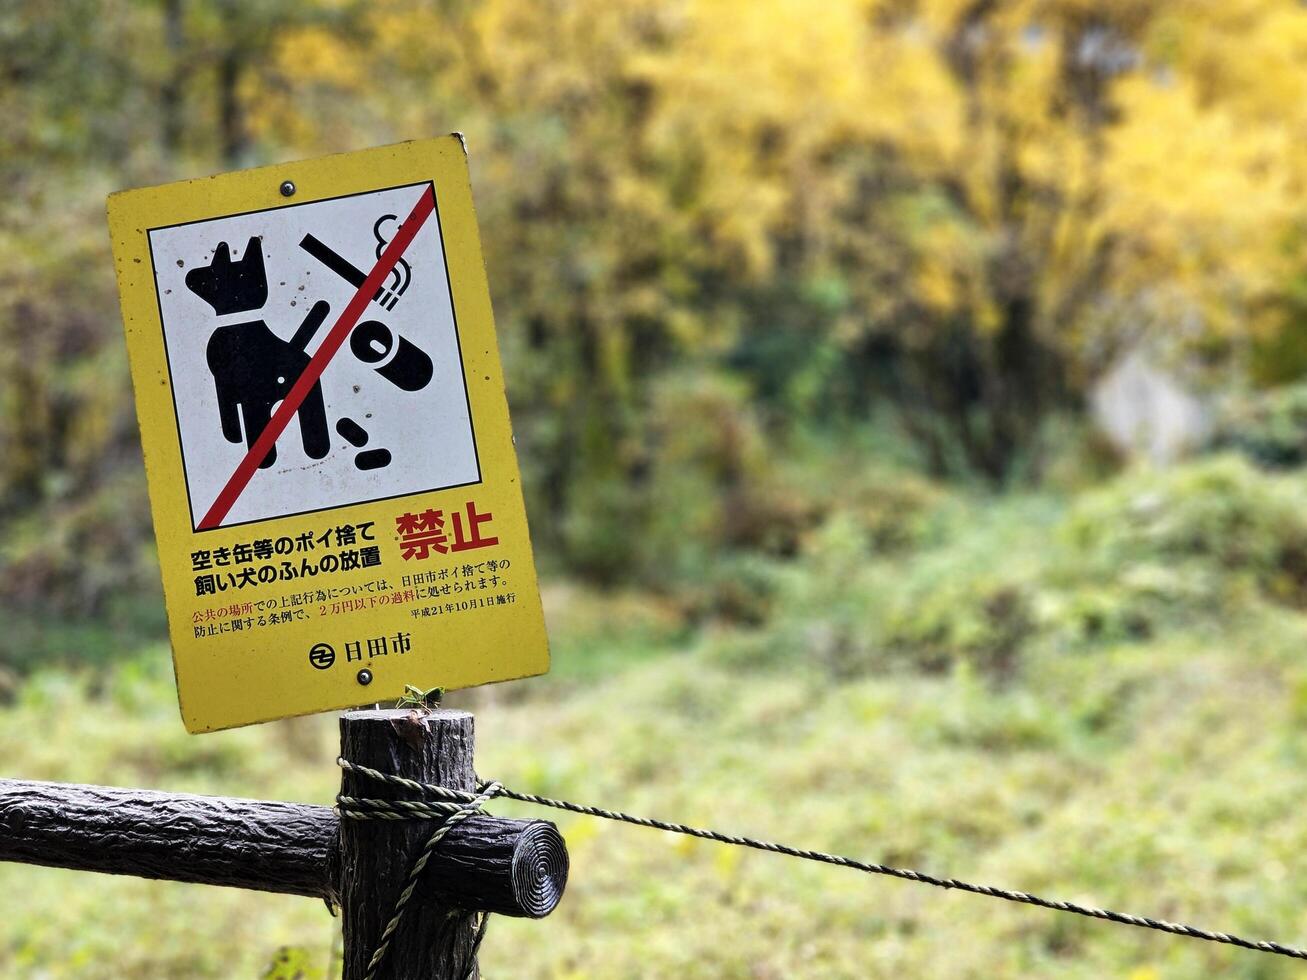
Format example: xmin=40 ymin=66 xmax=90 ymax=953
xmin=108 ymin=137 xmax=549 ymax=732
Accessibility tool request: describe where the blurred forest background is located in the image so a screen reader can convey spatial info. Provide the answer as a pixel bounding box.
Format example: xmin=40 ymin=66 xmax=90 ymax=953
xmin=8 ymin=0 xmax=1307 ymax=976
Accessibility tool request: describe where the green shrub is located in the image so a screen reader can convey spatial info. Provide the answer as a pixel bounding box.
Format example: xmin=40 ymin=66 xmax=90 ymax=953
xmin=1059 ymin=455 xmax=1307 ymax=595
xmin=838 ymin=465 xmax=954 ymax=554
xmin=552 ymin=371 xmax=812 ymax=585
xmin=716 ymin=502 xmax=1048 ymax=679
xmin=717 ymin=456 xmax=1307 ymax=682
xmin=638 ymin=371 xmax=819 ymax=570
xmin=1215 ymin=382 xmax=1307 ymax=469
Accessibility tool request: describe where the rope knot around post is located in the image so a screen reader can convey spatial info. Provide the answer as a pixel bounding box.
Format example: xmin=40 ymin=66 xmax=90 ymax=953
xmin=337 ymin=709 xmax=570 ymax=980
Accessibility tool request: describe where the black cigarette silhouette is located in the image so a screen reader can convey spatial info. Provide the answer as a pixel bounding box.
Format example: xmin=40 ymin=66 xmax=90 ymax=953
xmin=299 ymin=234 xmax=400 ymax=311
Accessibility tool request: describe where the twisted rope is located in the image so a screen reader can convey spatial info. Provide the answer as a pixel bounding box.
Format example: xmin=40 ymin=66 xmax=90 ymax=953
xmin=336 ymin=765 xmax=503 ymax=980
xmin=337 ymin=758 xmax=1307 ymax=966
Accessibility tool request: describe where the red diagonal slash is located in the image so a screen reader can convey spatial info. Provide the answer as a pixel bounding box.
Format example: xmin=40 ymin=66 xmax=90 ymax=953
xmin=197 ymin=185 xmax=436 ymax=530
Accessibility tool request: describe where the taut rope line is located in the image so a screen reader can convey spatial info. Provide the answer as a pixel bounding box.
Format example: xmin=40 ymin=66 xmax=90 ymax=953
xmin=336 ymin=757 xmax=1307 ymax=974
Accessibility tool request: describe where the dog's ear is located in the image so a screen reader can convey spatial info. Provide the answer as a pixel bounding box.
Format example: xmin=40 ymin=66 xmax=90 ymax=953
xmin=184 ymin=242 xmax=227 ymax=301
xmin=184 ymin=238 xmax=268 ymax=315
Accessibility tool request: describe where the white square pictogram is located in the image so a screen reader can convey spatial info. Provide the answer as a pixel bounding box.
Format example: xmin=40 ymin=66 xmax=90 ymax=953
xmin=147 ymin=182 xmax=480 ymax=531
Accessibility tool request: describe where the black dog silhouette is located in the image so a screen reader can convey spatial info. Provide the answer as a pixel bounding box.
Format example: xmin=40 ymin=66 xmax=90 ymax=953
xmin=185 ymin=238 xmax=331 ymax=467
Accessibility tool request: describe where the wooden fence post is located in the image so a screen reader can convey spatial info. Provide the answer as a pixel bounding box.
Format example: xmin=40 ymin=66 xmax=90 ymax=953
xmin=341 ymin=708 xmax=563 ymax=979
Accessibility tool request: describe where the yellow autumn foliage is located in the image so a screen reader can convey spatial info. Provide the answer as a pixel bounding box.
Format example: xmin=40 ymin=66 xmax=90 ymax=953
xmin=11 ymin=0 xmax=1307 ymax=571
xmin=257 ymin=0 xmax=1307 ymax=422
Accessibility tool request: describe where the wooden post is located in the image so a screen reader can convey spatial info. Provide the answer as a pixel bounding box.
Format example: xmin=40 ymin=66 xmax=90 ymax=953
xmin=340 ymin=708 xmax=566 ymax=979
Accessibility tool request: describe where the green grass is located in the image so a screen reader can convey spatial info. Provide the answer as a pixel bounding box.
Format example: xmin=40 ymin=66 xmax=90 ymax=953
xmin=3 ymin=600 xmax=1307 ymax=977
xmin=6 ymin=459 xmax=1307 ymax=977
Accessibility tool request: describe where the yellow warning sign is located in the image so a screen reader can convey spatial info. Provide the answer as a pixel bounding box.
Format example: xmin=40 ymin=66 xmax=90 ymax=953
xmin=107 ymin=137 xmax=548 ymax=732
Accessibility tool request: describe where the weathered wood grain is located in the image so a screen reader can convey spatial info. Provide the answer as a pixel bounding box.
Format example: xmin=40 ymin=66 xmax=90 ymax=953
xmin=0 ymin=766 xmax=567 ymax=936
xmin=339 ymin=708 xmax=567 ymax=979
xmin=0 ymin=778 xmax=338 ymax=901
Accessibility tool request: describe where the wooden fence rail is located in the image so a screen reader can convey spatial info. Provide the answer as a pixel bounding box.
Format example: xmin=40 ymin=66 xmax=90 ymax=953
xmin=0 ymin=708 xmax=566 ymax=979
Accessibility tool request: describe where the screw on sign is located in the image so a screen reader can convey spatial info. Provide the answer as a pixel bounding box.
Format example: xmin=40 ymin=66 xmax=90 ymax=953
xmin=108 ymin=138 xmax=549 ymax=732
